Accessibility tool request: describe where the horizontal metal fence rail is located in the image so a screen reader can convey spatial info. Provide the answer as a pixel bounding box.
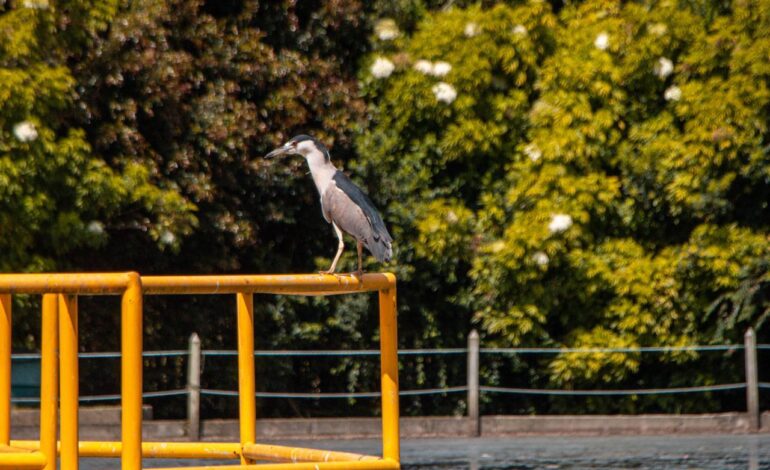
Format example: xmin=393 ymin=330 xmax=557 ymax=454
xmin=10 ymin=343 xmax=762 ymax=404
xmin=481 ymin=383 xmax=747 ymax=396
xmin=482 ymin=345 xmax=744 ymax=354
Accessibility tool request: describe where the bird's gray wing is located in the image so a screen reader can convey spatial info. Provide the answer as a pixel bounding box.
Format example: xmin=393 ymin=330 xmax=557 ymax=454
xmin=322 ymin=179 xmax=393 ymax=263
xmin=331 ymin=171 xmax=392 ymax=243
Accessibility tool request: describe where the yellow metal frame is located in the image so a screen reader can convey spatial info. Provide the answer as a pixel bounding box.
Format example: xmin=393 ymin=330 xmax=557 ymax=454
xmin=1 ymin=273 xmax=400 ymax=470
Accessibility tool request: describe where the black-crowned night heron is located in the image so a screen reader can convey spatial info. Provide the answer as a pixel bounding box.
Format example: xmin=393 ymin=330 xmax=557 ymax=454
xmin=266 ymin=135 xmax=393 ymax=275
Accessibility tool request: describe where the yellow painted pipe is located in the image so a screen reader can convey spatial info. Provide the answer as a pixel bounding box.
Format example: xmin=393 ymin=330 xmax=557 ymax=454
xmin=241 ymin=443 xmax=381 ymax=463
xmin=379 ymin=279 xmax=400 ymax=463
xmin=10 ymin=441 xmax=241 ymax=460
xmin=0 ymin=273 xmax=134 ymax=294
xmin=237 ymin=292 xmax=256 ymax=464
xmin=40 ymin=295 xmax=58 ymax=470
xmin=0 ymin=445 xmax=46 ymax=469
xmin=58 ymin=294 xmax=79 ymax=470
xmin=121 ymin=273 xmax=143 ymax=470
xmin=141 ymin=273 xmax=396 ymax=295
xmin=149 ymin=459 xmax=400 ymax=470
xmin=0 ymin=295 xmax=10 ymax=445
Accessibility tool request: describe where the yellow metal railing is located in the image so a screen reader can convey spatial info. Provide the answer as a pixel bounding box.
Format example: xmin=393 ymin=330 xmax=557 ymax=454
xmin=1 ymin=273 xmax=400 ymax=470
xmin=0 ymin=273 xmax=144 ymax=470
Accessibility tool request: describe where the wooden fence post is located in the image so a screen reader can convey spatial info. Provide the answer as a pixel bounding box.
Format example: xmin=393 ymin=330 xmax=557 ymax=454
xmin=745 ymin=327 xmax=759 ymax=432
xmin=187 ymin=333 xmax=201 ymax=441
xmin=467 ymin=330 xmax=480 ymax=437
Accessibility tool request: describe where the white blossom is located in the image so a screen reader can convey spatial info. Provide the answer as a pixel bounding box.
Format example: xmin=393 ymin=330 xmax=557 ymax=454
xmin=464 ymin=22 xmax=479 ymax=37
xmin=513 ymin=24 xmax=528 ymax=36
xmin=532 ymin=251 xmax=550 ymax=266
xmin=370 ymin=57 xmax=395 ymax=79
xmin=654 ymin=57 xmax=674 ymax=79
xmin=524 ymin=143 xmax=542 ymax=162
xmin=414 ymin=60 xmax=433 ymax=74
xmin=375 ymin=18 xmax=400 ymax=41
xmin=13 ymin=121 xmax=38 ymax=142
xmin=87 ymin=221 xmax=105 ymax=235
xmin=430 ymin=61 xmax=452 ymax=77
xmin=446 ymin=210 xmax=459 ymax=223
xmin=22 ymin=0 xmax=48 ymax=9
xmin=648 ymin=23 xmax=668 ymax=36
xmin=594 ymin=32 xmax=610 ymax=51
xmin=160 ymin=230 xmax=176 ymax=245
xmin=664 ymin=85 xmax=682 ymax=101
xmin=548 ymin=214 xmax=573 ymax=234
xmin=432 ymin=82 xmax=457 ymax=104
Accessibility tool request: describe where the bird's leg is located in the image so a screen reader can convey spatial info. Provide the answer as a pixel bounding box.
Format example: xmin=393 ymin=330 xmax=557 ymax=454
xmin=320 ymin=222 xmax=345 ymax=274
xmin=354 ymin=241 xmax=364 ymax=278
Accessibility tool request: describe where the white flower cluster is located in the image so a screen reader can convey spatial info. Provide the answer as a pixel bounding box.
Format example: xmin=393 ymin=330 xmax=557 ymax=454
xmin=431 ymin=61 xmax=452 ymax=77
xmin=432 ymin=82 xmax=457 ymax=104
xmin=13 ymin=121 xmax=38 ymax=142
xmin=594 ymin=32 xmax=610 ymax=51
xmin=413 ymin=59 xmax=456 ymax=104
xmin=374 ymin=18 xmax=400 ymax=41
xmin=464 ymin=22 xmax=479 ymax=38
xmin=524 ymin=143 xmax=542 ymax=162
xmin=414 ymin=60 xmax=452 ymax=77
xmin=87 ymin=221 xmax=105 ymax=235
xmin=532 ymin=251 xmax=550 ymax=267
xmin=513 ymin=24 xmax=528 ymax=36
xmin=160 ymin=230 xmax=176 ymax=246
xmin=371 ymin=57 xmax=395 ymax=79
xmin=654 ymin=57 xmax=674 ymax=79
xmin=664 ymin=85 xmax=682 ymax=101
xmin=548 ymin=214 xmax=573 ymax=234
xmin=413 ymin=60 xmax=433 ymax=74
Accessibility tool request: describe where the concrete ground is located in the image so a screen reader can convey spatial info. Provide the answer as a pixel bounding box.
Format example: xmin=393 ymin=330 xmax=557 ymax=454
xmin=78 ymin=433 xmax=770 ymax=469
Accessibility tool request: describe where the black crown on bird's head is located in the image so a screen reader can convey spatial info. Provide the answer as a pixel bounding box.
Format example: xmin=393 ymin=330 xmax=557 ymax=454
xmin=287 ymin=134 xmax=330 ymax=161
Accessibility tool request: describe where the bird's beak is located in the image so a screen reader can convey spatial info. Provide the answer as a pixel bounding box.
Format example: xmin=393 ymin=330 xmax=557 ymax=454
xmin=265 ymin=143 xmax=292 ymax=159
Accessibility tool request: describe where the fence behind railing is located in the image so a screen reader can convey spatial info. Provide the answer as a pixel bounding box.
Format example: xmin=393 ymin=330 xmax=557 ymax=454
xmin=11 ymin=328 xmax=765 ymax=436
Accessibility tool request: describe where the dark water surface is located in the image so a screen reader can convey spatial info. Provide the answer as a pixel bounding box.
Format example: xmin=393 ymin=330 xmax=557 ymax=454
xmin=80 ymin=434 xmax=770 ymax=469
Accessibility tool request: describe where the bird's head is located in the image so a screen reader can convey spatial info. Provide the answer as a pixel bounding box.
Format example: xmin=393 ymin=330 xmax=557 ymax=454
xmin=265 ymin=134 xmax=330 ymax=161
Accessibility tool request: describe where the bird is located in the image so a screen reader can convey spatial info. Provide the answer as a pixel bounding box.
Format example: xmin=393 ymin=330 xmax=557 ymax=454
xmin=266 ymin=134 xmax=393 ymax=276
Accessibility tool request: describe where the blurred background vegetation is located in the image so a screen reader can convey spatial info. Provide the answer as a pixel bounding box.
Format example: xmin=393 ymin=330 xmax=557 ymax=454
xmin=1 ymin=0 xmax=768 ymax=418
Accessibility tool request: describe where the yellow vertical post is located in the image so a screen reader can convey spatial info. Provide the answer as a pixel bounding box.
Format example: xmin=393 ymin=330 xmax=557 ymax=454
xmin=58 ymin=294 xmax=79 ymax=470
xmin=0 ymin=294 xmax=10 ymax=445
xmin=40 ymin=294 xmax=59 ymax=470
xmin=378 ymin=282 xmax=400 ymax=463
xmin=121 ymin=273 xmax=143 ymax=470
xmin=236 ymin=292 xmax=256 ymax=464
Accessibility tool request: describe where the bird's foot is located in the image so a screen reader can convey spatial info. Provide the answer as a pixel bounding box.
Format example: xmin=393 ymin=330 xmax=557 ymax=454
xmin=352 ymin=269 xmax=364 ymax=278
xmin=318 ymin=269 xmax=338 ymax=276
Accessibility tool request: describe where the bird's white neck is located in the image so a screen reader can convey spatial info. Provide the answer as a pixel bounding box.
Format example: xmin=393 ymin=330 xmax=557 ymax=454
xmin=304 ymin=148 xmax=337 ymax=196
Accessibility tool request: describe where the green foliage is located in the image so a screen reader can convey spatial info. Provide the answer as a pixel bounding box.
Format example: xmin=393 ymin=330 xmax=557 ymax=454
xmin=0 ymin=2 xmax=195 ymax=272
xmin=3 ymin=0 xmax=770 ymax=417
xmin=361 ymin=0 xmax=770 ymax=412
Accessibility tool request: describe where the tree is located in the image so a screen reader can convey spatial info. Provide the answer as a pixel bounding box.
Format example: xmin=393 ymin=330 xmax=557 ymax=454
xmin=1 ymin=0 xmax=195 ymax=349
xmin=359 ymin=0 xmax=770 ymax=413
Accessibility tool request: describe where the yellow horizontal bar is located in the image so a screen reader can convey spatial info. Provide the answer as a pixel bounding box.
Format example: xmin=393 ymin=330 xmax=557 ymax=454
xmin=151 ymin=459 xmax=400 ymax=470
xmin=12 ymin=441 xmax=397 ymax=469
xmin=242 ymin=443 xmax=380 ymax=463
xmin=11 ymin=441 xmax=241 ymax=459
xmin=0 ymin=273 xmax=136 ymax=294
xmin=0 ymin=445 xmax=46 ymax=469
xmin=142 ymin=273 xmax=396 ymax=295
